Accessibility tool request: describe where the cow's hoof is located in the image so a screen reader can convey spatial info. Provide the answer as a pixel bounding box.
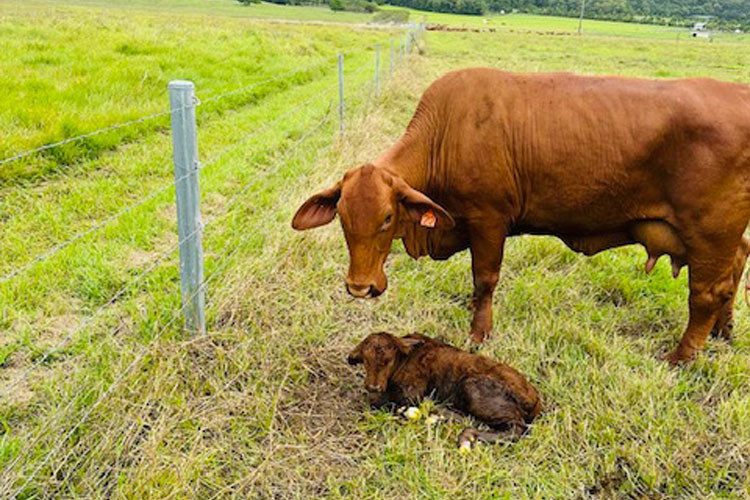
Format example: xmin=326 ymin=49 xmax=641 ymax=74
xmin=710 ymin=322 xmax=733 ymax=342
xmin=469 ymin=329 xmax=487 ymax=344
xmin=662 ymin=348 xmax=695 ymax=366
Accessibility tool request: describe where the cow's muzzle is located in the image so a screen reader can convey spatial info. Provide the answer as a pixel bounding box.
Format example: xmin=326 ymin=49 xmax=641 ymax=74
xmin=346 ymin=282 xmax=383 ymax=298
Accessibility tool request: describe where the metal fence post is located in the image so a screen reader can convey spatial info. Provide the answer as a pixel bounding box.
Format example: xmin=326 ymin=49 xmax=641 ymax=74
xmin=374 ymin=43 xmax=380 ymax=97
xmin=168 ymin=80 xmax=205 ymax=335
xmin=337 ymin=53 xmax=344 ymax=134
xmin=390 ymin=38 xmax=394 ymax=78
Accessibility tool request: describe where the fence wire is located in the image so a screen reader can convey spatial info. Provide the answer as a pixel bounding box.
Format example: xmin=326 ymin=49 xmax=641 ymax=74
xmin=0 ymin=223 xmax=201 ymax=401
xmin=0 ymin=170 xmax=182 ymax=284
xmin=0 ymin=39 xmax=391 ymax=169
xmin=0 ymin=31 xmax=418 ymax=495
xmin=15 ymin=108 xmax=336 ymax=496
xmin=199 ymin=82 xmax=338 ymax=171
xmin=2 ymin=113 xmax=333 ymax=493
xmin=0 ymin=87 xmax=337 ymax=485
xmin=0 ymin=56 xmax=377 ymax=286
xmin=0 ymin=77 xmax=344 ymax=401
xmin=0 ymin=102 xmax=193 ymax=167
xmin=0 ymin=57 xmax=379 ymax=401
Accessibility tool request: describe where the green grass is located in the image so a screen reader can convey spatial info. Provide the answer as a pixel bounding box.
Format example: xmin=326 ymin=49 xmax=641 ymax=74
xmin=2 ymin=0 xmax=750 ymax=497
xmin=0 ymin=0 xmax=395 ymax=183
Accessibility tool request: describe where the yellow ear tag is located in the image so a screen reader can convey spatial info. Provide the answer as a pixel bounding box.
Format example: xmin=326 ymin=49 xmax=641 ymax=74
xmin=420 ymin=210 xmax=437 ymax=228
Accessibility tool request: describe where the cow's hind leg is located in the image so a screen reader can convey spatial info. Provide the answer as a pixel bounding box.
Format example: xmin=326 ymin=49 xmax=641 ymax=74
xmin=710 ymin=236 xmax=750 ymax=341
xmin=665 ymin=244 xmax=741 ymax=364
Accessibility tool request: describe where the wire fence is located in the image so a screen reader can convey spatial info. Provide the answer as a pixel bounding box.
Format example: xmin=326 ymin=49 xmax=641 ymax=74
xmin=0 ymin=27 xmax=423 ymax=495
xmin=0 ymin=33 xmax=414 ymax=283
xmin=0 ymin=49 xmax=340 ymax=169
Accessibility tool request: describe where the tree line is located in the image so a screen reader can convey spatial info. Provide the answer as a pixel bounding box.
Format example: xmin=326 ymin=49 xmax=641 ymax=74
xmin=389 ymin=0 xmax=750 ymax=28
xmin=236 ymin=0 xmax=749 ymax=29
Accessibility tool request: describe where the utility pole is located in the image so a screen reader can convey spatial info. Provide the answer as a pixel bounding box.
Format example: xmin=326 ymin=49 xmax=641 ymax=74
xmin=578 ymin=0 xmax=586 ymax=35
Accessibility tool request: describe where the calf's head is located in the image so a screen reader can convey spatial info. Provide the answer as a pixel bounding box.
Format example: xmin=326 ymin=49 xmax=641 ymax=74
xmin=347 ymin=332 xmax=423 ymax=393
xmin=292 ymin=164 xmax=454 ymax=298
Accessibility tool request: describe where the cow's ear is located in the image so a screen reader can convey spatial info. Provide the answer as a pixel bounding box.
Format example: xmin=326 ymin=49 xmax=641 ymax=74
xmin=292 ymin=182 xmax=341 ymax=231
xmin=395 ymin=336 xmax=423 ymax=356
xmin=395 ymin=182 xmax=454 ymax=230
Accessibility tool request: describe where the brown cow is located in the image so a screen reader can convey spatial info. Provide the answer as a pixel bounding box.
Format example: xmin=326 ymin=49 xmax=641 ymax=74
xmin=293 ymin=68 xmax=750 ymax=364
xmin=347 ymin=332 xmax=542 ymax=445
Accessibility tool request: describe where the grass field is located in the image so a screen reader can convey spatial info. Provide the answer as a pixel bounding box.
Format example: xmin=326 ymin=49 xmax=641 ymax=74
xmin=2 ymin=0 xmax=750 ymax=498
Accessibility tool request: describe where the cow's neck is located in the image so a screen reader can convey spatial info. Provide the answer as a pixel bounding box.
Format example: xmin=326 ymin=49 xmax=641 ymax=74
xmin=373 ymin=132 xmax=433 ymax=194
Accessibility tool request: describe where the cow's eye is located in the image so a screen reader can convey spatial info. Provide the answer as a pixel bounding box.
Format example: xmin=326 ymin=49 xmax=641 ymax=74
xmin=379 ymin=214 xmax=392 ymax=232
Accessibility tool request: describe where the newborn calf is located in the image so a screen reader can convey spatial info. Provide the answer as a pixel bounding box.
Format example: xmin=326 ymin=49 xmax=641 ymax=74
xmin=347 ymin=332 xmax=542 ymax=446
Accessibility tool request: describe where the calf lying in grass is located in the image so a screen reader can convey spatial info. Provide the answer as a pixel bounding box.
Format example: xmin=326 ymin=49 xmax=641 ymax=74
xmin=347 ymin=332 xmax=542 ymax=447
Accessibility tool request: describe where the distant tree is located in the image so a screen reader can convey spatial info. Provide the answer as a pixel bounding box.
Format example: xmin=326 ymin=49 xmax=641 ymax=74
xmin=328 ymin=0 xmax=377 ymax=11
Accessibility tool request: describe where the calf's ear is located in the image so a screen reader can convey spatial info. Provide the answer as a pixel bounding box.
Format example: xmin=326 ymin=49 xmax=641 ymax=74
xmin=347 ymin=345 xmax=363 ymax=365
xmin=396 ymin=183 xmax=455 ymax=230
xmin=396 ymin=336 xmax=423 ymax=355
xmin=292 ymin=182 xmax=341 ymax=231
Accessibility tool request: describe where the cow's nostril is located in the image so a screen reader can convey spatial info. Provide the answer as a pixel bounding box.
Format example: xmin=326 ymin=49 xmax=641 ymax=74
xmin=347 ymin=283 xmax=375 ymax=298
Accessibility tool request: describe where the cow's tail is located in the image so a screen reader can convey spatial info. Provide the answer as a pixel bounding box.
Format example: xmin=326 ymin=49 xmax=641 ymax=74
xmin=744 ymin=233 xmax=750 ymax=307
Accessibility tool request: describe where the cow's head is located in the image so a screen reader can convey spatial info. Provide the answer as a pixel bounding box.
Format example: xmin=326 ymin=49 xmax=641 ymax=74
xmin=292 ymin=164 xmax=454 ymax=298
xmin=347 ymin=332 xmax=424 ymax=393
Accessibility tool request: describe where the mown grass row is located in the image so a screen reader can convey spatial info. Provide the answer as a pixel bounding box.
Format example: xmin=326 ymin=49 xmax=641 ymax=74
xmin=0 ymin=0 xmax=399 ymax=183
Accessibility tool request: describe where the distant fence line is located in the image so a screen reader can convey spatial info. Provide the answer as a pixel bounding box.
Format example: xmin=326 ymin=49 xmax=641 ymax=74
xmin=0 ymin=26 xmax=424 ymax=495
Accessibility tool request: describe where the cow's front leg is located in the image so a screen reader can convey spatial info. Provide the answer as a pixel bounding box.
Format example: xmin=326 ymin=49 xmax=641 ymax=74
xmin=468 ymin=224 xmax=506 ymax=343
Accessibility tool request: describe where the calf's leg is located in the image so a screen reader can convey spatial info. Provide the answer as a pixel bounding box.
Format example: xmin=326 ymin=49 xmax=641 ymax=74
xmin=457 ymin=426 xmax=524 ymax=447
xmin=468 ymin=223 xmax=507 ymax=343
xmin=457 ymin=377 xmax=529 ymax=447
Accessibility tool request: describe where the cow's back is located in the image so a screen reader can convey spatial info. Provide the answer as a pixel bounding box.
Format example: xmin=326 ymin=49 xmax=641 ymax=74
xmin=414 ymin=69 xmax=750 ymax=234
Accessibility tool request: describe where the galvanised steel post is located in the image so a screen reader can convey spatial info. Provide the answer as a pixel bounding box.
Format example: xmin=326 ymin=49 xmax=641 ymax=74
xmin=337 ymin=53 xmax=345 ymax=134
xmin=168 ymin=80 xmax=205 ymax=335
xmin=374 ymin=43 xmax=380 ymax=96
xmin=390 ymin=38 xmax=394 ymax=77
